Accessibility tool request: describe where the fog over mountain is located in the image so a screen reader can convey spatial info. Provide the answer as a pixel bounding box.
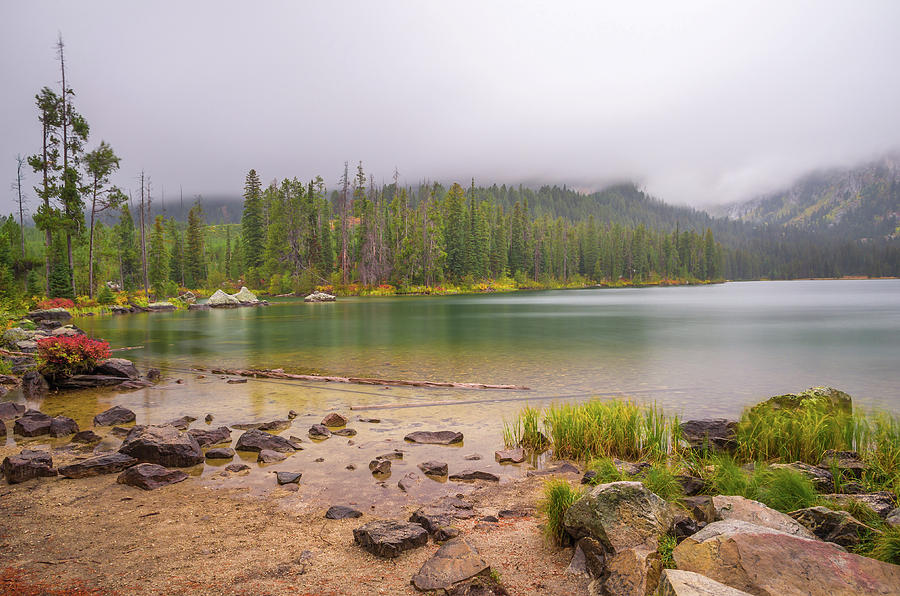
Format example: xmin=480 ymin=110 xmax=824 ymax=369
xmin=2 ymin=1 xmax=900 ymax=216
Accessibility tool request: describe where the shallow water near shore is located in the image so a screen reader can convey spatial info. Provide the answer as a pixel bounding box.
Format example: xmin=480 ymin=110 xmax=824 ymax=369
xmin=3 ymin=279 xmax=899 ymax=504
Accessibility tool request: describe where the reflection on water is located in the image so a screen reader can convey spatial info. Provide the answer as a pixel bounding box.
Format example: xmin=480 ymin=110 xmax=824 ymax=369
xmin=2 ymin=280 xmax=898 ymax=504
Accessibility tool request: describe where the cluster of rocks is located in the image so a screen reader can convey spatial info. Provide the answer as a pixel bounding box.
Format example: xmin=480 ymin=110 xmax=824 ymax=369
xmin=203 ymin=287 xmax=268 ymax=309
xmin=1 ymin=307 xmax=82 ymax=355
xmin=303 ymin=291 xmax=336 ymax=303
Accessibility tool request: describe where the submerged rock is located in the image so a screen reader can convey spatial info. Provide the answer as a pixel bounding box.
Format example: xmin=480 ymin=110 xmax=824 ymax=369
xmin=325 ymin=505 xmax=363 ymax=519
xmin=353 ymin=520 xmax=428 ymax=558
xmin=411 ymin=537 xmax=490 ymax=592
xmin=276 ymin=471 xmax=302 ymax=485
xmin=448 ymin=470 xmax=500 ymax=482
xmin=2 ymin=449 xmax=57 ymax=484
xmin=204 ymin=448 xmax=235 ymax=460
xmin=49 ymin=416 xmax=79 ymax=437
xmin=225 ymin=463 xmax=250 ymax=473
xmin=117 ymin=463 xmax=188 ymax=490
xmin=258 ymin=449 xmax=288 ymax=463
xmin=405 ymin=430 xmax=464 ymax=445
xmin=369 ymin=459 xmax=391 ymax=475
xmin=0 ymin=401 xmax=26 ymax=420
xmin=418 ymin=460 xmax=449 ymax=476
xmin=163 ymin=415 xmax=197 ymax=430
xmin=308 ymin=424 xmax=331 ymax=439
xmin=59 ymin=453 xmax=138 ymax=479
xmin=235 ymin=429 xmax=297 ymax=453
xmin=14 ymin=409 xmax=52 ymax=436
xmin=118 ymin=424 xmax=204 ymax=467
xmin=93 ymin=405 xmax=136 ymax=426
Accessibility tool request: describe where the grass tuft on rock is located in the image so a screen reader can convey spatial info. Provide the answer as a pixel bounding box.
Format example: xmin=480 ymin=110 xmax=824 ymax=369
xmin=539 ymin=479 xmax=582 ymax=546
xmin=871 ymin=528 xmax=900 ymax=565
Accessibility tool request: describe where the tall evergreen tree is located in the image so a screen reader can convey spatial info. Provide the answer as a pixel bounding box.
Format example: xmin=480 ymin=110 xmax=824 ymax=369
xmin=148 ymin=215 xmax=169 ymax=294
xmin=241 ymin=169 xmax=264 ymax=271
xmin=185 ymin=202 xmax=206 ymax=287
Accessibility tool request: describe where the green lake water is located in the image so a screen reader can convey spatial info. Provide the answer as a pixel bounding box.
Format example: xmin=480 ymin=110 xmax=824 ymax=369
xmin=4 ymin=279 xmax=898 ymax=508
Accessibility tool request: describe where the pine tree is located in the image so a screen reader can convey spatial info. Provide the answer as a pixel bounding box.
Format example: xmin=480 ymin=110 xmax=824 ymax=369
xmin=241 ymin=169 xmax=264 ymax=270
xmin=444 ymin=183 xmax=467 ymax=278
xmin=116 ymin=205 xmax=140 ymax=290
xmin=167 ymin=218 xmax=185 ymax=287
xmin=225 ymin=225 xmax=233 ymax=279
xmin=185 ymin=202 xmax=206 ymax=287
xmin=148 ymin=216 xmax=169 ymax=294
xmin=48 ymin=238 xmax=74 ymax=300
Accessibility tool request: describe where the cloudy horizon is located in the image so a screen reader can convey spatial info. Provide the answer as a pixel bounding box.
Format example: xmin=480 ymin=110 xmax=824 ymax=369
xmin=2 ymin=1 xmax=899 ymax=216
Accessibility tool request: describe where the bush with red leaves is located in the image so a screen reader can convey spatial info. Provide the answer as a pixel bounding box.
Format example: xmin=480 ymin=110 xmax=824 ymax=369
xmin=37 ymin=336 xmax=111 ymax=377
xmin=36 ymin=298 xmax=76 ymax=310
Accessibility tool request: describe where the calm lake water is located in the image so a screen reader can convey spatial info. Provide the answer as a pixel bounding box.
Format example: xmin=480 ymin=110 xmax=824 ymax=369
xmin=4 ymin=279 xmax=898 ymax=506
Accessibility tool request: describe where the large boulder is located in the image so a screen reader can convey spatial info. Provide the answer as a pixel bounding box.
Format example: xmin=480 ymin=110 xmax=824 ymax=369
xmin=118 ymin=424 xmax=204 ymax=467
xmin=207 ymin=289 xmax=241 ymax=308
xmin=818 ymin=492 xmax=898 ymax=519
xmin=232 ymin=287 xmax=258 ymax=304
xmin=592 ymin=546 xmax=662 ymax=596
xmin=0 ymin=401 xmax=26 ymax=420
xmin=679 ymin=419 xmax=737 ymax=452
xmin=411 ymin=537 xmax=490 ymax=592
xmin=59 ymin=453 xmax=138 ymax=479
xmin=93 ymin=405 xmax=136 ymax=426
xmin=13 ymin=409 xmax=52 ymax=436
xmin=93 ymin=358 xmax=140 ymax=379
xmin=27 ymin=308 xmax=72 ymax=322
xmin=711 ymin=495 xmax=816 ymax=540
xmin=117 ymin=463 xmax=188 ymax=490
xmin=750 ymin=386 xmax=852 ymax=416
xmin=2 ymin=449 xmax=57 ymax=484
xmin=235 ymin=429 xmax=298 ymax=453
xmin=353 ymin=520 xmax=428 ymax=558
xmin=405 ymin=430 xmax=464 ymax=445
xmin=673 ymin=520 xmax=900 ymax=595
xmin=187 ymin=426 xmax=231 ymax=447
xmin=564 ymin=481 xmax=673 ymax=554
xmin=304 ymin=291 xmax=336 ymax=303
xmin=657 ymin=570 xmax=752 ymax=596
xmin=49 ymin=416 xmax=79 ymax=437
xmin=146 ymin=302 xmax=176 ymax=311
xmin=789 ymin=506 xmax=879 ymax=548
xmin=769 ymin=461 xmax=834 ymax=492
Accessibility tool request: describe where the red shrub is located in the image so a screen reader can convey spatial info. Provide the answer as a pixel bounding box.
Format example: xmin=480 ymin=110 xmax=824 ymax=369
xmin=37 ymin=336 xmax=111 ymax=377
xmin=37 ymin=298 xmax=75 ymax=310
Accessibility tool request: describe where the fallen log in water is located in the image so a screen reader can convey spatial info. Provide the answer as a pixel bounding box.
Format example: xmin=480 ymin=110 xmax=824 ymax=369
xmin=208 ymin=367 xmax=529 ymax=391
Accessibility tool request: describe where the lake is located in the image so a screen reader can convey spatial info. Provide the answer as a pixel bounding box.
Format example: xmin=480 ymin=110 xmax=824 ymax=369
xmin=6 ymin=279 xmax=899 ymax=505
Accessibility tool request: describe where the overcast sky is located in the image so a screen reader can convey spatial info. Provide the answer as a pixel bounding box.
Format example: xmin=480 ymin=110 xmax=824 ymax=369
xmin=2 ymin=1 xmax=900 ymax=215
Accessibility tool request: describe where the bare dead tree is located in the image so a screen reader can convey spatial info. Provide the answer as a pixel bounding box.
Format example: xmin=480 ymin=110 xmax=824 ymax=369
xmin=139 ymin=171 xmax=149 ymax=298
xmin=14 ymin=155 xmax=27 ymax=260
xmin=340 ymin=161 xmax=350 ymax=285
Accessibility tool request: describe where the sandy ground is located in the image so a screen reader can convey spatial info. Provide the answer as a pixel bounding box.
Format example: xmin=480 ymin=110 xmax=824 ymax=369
xmin=0 ymin=460 xmax=589 ymax=595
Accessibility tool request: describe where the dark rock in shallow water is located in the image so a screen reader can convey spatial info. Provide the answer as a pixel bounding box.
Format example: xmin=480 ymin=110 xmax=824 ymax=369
xmin=276 ymin=471 xmax=302 ymax=485
xmin=494 ymin=448 xmax=525 ymax=463
xmin=359 ymin=417 xmax=380 ymax=423
xmin=146 ymin=368 xmax=161 ymax=382
xmin=2 ymin=449 xmax=57 ymax=484
xmin=110 ymin=425 xmax=139 ymax=438
xmin=232 ymin=419 xmax=291 ymax=432
xmin=287 ymin=410 xmax=298 ymax=419
xmin=679 ymin=419 xmax=737 ymax=452
xmin=93 ymin=358 xmax=140 ymax=379
xmin=418 ymin=460 xmax=449 ymax=476
xmin=118 ymin=424 xmax=204 ymax=467
xmin=226 ymin=378 xmax=247 ymax=384
xmin=21 ymin=371 xmax=48 ymax=399
xmin=377 ymin=450 xmax=403 ymax=461
xmin=59 ymin=452 xmax=138 ymax=479
xmin=54 ymin=375 xmax=132 ymax=389
xmin=204 ymin=413 xmax=214 ymax=423
xmin=94 ymin=405 xmax=136 ymax=426
xmin=49 ymin=416 xmax=79 ymax=437
xmin=449 ymin=470 xmax=500 ymax=482
xmin=322 ymin=412 xmax=347 ymax=427
xmin=164 ymin=416 xmax=197 ymax=430
xmin=71 ymin=430 xmax=102 ymax=444
xmin=353 ymin=520 xmax=428 ymax=558
xmin=308 ymin=424 xmax=331 ymax=439
xmin=235 ymin=428 xmax=297 ymax=453
xmin=258 ymin=449 xmax=288 ymax=463
xmin=117 ymin=463 xmax=188 ymax=490
xmin=225 ymin=463 xmax=250 ymax=473
xmin=464 ymin=454 xmax=482 ymax=461
xmin=405 ymin=430 xmax=464 ymax=445
xmin=332 ymin=428 xmax=357 ymax=437
xmin=0 ymin=401 xmax=25 ymax=420
xmin=188 ymin=426 xmax=231 ymax=447
xmin=326 ymin=505 xmax=363 ymax=519
xmin=14 ymin=409 xmax=52 ymax=436
xmin=204 ymin=447 xmax=235 ymax=460
xmin=369 ymin=459 xmax=391 ymax=475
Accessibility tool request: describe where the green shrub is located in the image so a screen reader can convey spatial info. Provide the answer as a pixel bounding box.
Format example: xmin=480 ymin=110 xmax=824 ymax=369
xmin=754 ymin=467 xmax=818 ymax=513
xmin=0 ymin=358 xmax=13 ymax=375
xmin=503 ymin=406 xmax=546 ymax=450
xmin=96 ymin=284 xmax=115 ymax=305
xmin=585 ymin=457 xmax=624 ymax=485
xmin=657 ymin=534 xmax=677 ymax=569
xmin=539 ymin=479 xmax=582 ymax=546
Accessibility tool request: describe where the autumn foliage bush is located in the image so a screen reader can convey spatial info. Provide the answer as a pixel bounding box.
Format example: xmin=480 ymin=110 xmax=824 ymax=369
xmin=37 ymin=336 xmax=111 ymax=377
xmin=36 ymin=297 xmax=75 ymax=310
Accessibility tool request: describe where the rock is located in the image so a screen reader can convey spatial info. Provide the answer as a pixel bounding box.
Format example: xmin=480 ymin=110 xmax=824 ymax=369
xmin=673 ymin=514 xmax=701 ymax=542
xmin=94 ymin=358 xmax=140 ymax=379
xmin=711 ymin=495 xmax=817 ymax=539
xmin=226 ymin=378 xmax=247 ymax=384
xmin=15 ymin=340 xmax=37 ymax=351
xmin=359 ymin=417 xmax=380 ymax=423
xmin=13 ymin=409 xmax=52 ymax=436
xmin=49 ymin=416 xmax=79 ymax=437
xmin=325 ymin=505 xmax=363 ymax=519
xmin=27 ymin=308 xmax=72 ymax=322
xmin=656 ymin=569 xmax=752 ymax=596
xmin=118 ymin=424 xmax=204 ymax=467
xmin=449 ymin=470 xmax=500 ymax=482
xmin=333 ymin=428 xmax=357 ymax=437
xmin=789 ymin=506 xmax=879 ymax=548
xmin=164 ymin=415 xmax=197 ymax=430
xmin=258 ymin=449 xmax=288 ymax=463
xmin=818 ymin=450 xmax=867 ymax=478
xmin=411 ymin=537 xmax=490 ymax=592
xmin=752 ymin=386 xmax=853 ymax=415
xmin=21 ymin=370 xmax=48 ymax=399
xmin=225 ymin=463 xmax=250 ymax=473
xmin=59 ymin=453 xmax=138 ymax=478
xmin=304 ymin=291 xmax=336 ymax=302
xmin=146 ymin=368 xmax=161 ymax=382
xmin=353 ymin=520 xmax=428 ymax=558
xmin=232 ymin=286 xmax=259 ymax=304
xmin=885 ymin=508 xmax=900 ymax=528
xmin=178 ymin=290 xmax=196 ymax=303
xmin=232 ymin=419 xmax=292 ymax=432
xmin=0 ymin=401 xmax=25 ymax=420
xmin=288 ymin=410 xmax=298 ymax=419
xmin=71 ymin=430 xmax=102 ymax=444
xmin=49 ymin=325 xmax=84 ymax=337
xmin=207 ymin=289 xmax=241 ymax=308
xmin=770 ymin=461 xmax=834 ymax=492
xmin=612 ymin=458 xmax=651 ymax=476
xmin=673 ymin=519 xmax=900 ymax=595
xmin=204 ymin=413 xmax=214 ymax=423
xmin=93 ymin=405 xmax=136 ymax=426
xmin=187 ymin=426 xmax=231 ymax=447
xmin=111 ymin=425 xmax=139 ymax=437
xmin=675 ymin=475 xmax=707 ymax=497
xmin=681 ymin=496 xmax=713 ymax=523
xmin=308 ymin=424 xmax=332 ymax=439
xmin=54 ymin=374 xmax=133 ymax=389
xmin=147 ymin=301 xmax=176 ymax=311
xmin=2 ymin=449 xmax=57 ymax=484
xmin=410 ymin=498 xmax=477 ymax=536
xmin=679 ymin=419 xmax=737 ymax=452
xmin=818 ymin=492 xmax=897 ymax=518
xmin=117 ymin=463 xmax=188 ymax=490
xmin=322 ymin=412 xmax=347 ymax=427
xmin=494 ymin=448 xmax=525 ymax=463
xmin=188 ymin=303 xmax=210 ymax=311
xmin=276 ymin=471 xmax=302 ymax=485
xmin=235 ymin=429 xmax=298 ymax=453
xmin=597 ymin=546 xmax=662 ymax=596
xmin=369 ymin=459 xmax=391 ymax=475
xmin=464 ymin=454 xmax=482 ymax=461
xmin=205 ymin=448 xmax=235 ymax=459
xmin=399 ymin=472 xmax=419 ymax=492
xmin=418 ymin=461 xmax=449 ymax=476
xmin=405 ymin=430 xmax=464 ymax=445
xmin=119 ymin=379 xmax=152 ymax=390
xmin=563 ymin=481 xmax=673 ymax=554
xmin=526 ymin=462 xmax=581 ymax=477
xmin=377 ymin=450 xmax=404 ymax=461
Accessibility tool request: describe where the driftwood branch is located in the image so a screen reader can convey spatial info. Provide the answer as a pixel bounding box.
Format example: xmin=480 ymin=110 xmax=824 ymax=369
xmin=209 ymin=368 xmax=529 ymax=391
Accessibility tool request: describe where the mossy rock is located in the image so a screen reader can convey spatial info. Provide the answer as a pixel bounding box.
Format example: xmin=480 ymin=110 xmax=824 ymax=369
xmin=749 ymin=387 xmax=852 ymax=416
xmin=18 ymin=319 xmax=37 ymax=331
